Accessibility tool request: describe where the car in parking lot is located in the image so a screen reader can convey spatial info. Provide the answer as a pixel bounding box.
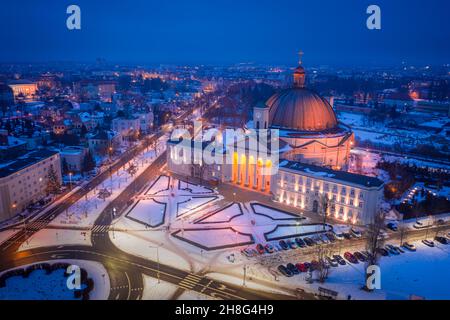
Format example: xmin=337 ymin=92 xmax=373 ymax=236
xmin=434 ymin=236 xmax=449 ymax=245
xmin=377 ymin=248 xmax=389 ymax=256
xmin=287 ymin=239 xmax=298 ymax=249
xmin=295 ymin=263 xmax=308 ymax=273
xmin=278 ymin=265 xmax=293 ymax=277
xmin=255 ymin=244 xmax=265 ymax=255
xmin=333 ymin=232 xmax=344 ymax=240
xmin=354 ymin=251 xmax=367 ymax=262
xmin=320 ymin=234 xmax=331 ymax=244
xmin=343 ymin=232 xmax=352 ymax=240
xmin=241 ymin=248 xmax=255 ymax=257
xmin=279 ymin=240 xmax=289 ymax=250
xmin=304 ymin=237 xmax=315 ymax=246
xmin=325 ymin=232 xmax=336 ymax=243
xmin=386 ymin=222 xmax=398 ymax=231
xmin=333 ymin=255 xmax=347 ymax=265
xmin=310 ymin=260 xmax=320 ymax=270
xmin=295 ymin=238 xmax=306 ymax=248
xmin=361 ymin=251 xmax=373 ymax=260
xmin=303 ymin=262 xmax=311 ymax=270
xmin=385 ymin=245 xmax=400 ymax=255
xmin=326 ymin=256 xmax=339 ymax=267
xmin=350 ymin=228 xmax=362 ymax=238
xmin=413 ymin=221 xmax=426 ymax=229
xmin=286 ymin=263 xmax=300 ymax=275
xmin=265 ymin=244 xmax=275 ymax=253
xmin=344 ymin=252 xmax=358 ymax=264
xmin=422 ymin=239 xmax=435 ymax=247
xmin=312 ymin=235 xmax=323 ymax=245
xmin=402 ymin=242 xmax=417 ymax=251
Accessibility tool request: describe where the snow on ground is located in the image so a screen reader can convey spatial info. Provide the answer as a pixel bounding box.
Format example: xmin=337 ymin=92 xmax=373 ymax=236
xmin=176 ymin=228 xmax=253 ymax=250
xmin=196 ymin=203 xmax=242 ymax=223
xmin=110 ymin=230 xmax=192 ymax=272
xmin=145 ymin=175 xmax=170 ymax=195
xmin=251 ymin=203 xmax=304 ymax=220
xmin=206 ymin=272 xmax=293 ymax=297
xmin=277 ymin=242 xmax=450 ymax=300
xmin=126 ymin=199 xmax=166 ymax=227
xmin=179 ymin=181 xmax=214 ymax=194
xmin=0 ymin=229 xmax=18 ymax=245
xmin=0 ymin=259 xmax=109 ymax=300
xmin=49 ymin=135 xmax=168 ymax=228
xmin=265 ymin=224 xmax=330 ymax=241
xmin=177 ymin=196 xmax=218 ymax=217
xmin=177 ymin=290 xmax=214 ymax=300
xmin=142 ymin=275 xmax=178 ymax=300
xmin=18 ymin=229 xmax=92 ymax=251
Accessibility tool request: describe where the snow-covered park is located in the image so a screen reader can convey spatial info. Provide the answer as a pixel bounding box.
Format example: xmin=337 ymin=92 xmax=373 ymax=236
xmin=0 ymin=260 xmax=110 ymax=300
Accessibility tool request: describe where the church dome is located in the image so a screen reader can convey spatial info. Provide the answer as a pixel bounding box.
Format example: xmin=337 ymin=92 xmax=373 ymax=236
xmin=266 ymin=87 xmax=338 ymax=131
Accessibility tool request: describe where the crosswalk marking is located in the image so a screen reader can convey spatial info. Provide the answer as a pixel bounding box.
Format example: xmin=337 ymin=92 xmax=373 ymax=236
xmin=23 ymin=221 xmax=48 ymax=230
xmin=178 ymin=274 xmax=202 ymax=290
xmin=91 ymin=225 xmax=110 ymax=233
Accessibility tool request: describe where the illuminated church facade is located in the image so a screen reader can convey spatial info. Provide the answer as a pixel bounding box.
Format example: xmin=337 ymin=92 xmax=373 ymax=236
xmin=167 ymin=55 xmax=383 ymax=225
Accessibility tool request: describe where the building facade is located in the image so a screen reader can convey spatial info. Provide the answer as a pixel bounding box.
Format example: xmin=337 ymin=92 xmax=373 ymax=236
xmin=0 ymin=150 xmax=62 ymax=221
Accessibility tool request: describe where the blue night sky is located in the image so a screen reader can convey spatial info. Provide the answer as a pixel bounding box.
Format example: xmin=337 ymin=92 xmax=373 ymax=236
xmin=0 ymin=0 xmax=449 ymax=66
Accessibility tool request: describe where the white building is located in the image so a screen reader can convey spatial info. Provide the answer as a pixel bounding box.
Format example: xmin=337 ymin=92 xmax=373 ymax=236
xmin=272 ymin=160 xmax=384 ymax=225
xmin=0 ymin=150 xmax=62 ymax=221
xmin=60 ymin=146 xmax=88 ymax=172
xmin=134 ymin=111 xmax=154 ymax=134
xmin=112 ymin=116 xmax=140 ymax=140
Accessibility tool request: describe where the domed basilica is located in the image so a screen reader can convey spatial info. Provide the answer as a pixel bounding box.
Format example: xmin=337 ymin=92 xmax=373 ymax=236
xmin=253 ymin=55 xmax=354 ymax=170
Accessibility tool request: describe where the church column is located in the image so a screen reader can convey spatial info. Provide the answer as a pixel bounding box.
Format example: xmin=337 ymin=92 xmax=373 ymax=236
xmin=237 ymin=155 xmax=242 ymax=184
xmin=253 ymin=163 xmax=258 ymax=189
xmin=244 ymin=156 xmax=250 ymax=186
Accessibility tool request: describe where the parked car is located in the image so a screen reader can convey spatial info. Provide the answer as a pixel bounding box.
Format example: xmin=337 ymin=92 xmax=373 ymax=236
xmin=377 ymin=248 xmax=389 ymax=256
xmin=310 ymin=260 xmax=320 ymax=270
xmin=434 ymin=236 xmax=449 ymax=245
xmin=279 ymin=240 xmax=289 ymax=250
xmin=361 ymin=251 xmax=373 ymax=260
xmin=241 ymin=249 xmax=252 ymax=257
xmin=277 ymin=265 xmax=293 ymax=277
xmin=303 ymin=262 xmax=311 ymax=271
xmin=402 ymin=242 xmax=417 ymax=251
xmin=344 ymin=252 xmax=358 ymax=264
xmin=350 ymin=228 xmax=362 ymax=238
xmin=326 ymin=232 xmax=336 ymax=243
xmin=295 ymin=263 xmax=308 ymax=273
xmin=395 ymin=246 xmax=405 ymax=253
xmin=386 ymin=222 xmax=398 ymax=231
xmin=333 ymin=232 xmax=344 ymax=241
xmin=422 ymin=239 xmax=435 ymax=247
xmin=286 ymin=263 xmax=299 ymax=275
xmin=333 ymin=255 xmax=347 ymax=265
xmin=295 ymin=238 xmax=306 ymax=248
xmin=255 ymin=244 xmax=265 ymax=255
xmin=312 ymin=236 xmax=323 ymax=245
xmin=343 ymin=232 xmax=352 ymax=240
xmin=287 ymin=239 xmax=298 ymax=249
xmin=321 ymin=234 xmax=331 ymax=244
xmin=413 ymin=221 xmax=426 ymax=229
xmin=385 ymin=245 xmax=400 ymax=255
xmin=354 ymin=251 xmax=367 ymax=262
xmin=326 ymin=256 xmax=339 ymax=267
xmin=304 ymin=237 xmax=315 ymax=247
xmin=265 ymin=244 xmax=275 ymax=254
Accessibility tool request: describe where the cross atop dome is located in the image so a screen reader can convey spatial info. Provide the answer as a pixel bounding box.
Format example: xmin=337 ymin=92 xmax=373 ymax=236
xmin=298 ymin=50 xmax=304 ymax=65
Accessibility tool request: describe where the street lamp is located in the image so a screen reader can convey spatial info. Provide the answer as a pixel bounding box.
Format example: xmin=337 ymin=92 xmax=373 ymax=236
xmin=68 ymin=172 xmax=73 ymax=191
xmin=149 ymin=244 xmax=162 ymax=284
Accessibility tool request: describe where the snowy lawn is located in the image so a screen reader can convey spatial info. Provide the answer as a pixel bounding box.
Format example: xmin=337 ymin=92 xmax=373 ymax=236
xmin=0 ymin=260 xmax=109 ymax=300
xmin=177 ymin=196 xmax=218 ymax=217
xmin=251 ymin=203 xmax=305 ymax=221
xmin=142 ymin=275 xmax=178 ymax=300
xmin=195 ymin=203 xmax=243 ymax=224
xmin=280 ymin=242 xmax=450 ymax=300
xmin=126 ymin=199 xmax=166 ymax=228
xmin=264 ymin=224 xmax=330 ymax=241
xmin=172 ymin=228 xmax=254 ymax=251
xmin=19 ymin=229 xmax=92 ymax=251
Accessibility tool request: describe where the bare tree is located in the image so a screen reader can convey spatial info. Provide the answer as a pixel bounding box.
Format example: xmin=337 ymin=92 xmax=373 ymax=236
xmin=364 ymin=210 xmax=386 ymax=290
xmin=398 ymin=220 xmax=408 ymax=246
xmin=315 ymin=244 xmax=331 ymax=283
xmin=320 ymin=194 xmax=330 ymax=231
